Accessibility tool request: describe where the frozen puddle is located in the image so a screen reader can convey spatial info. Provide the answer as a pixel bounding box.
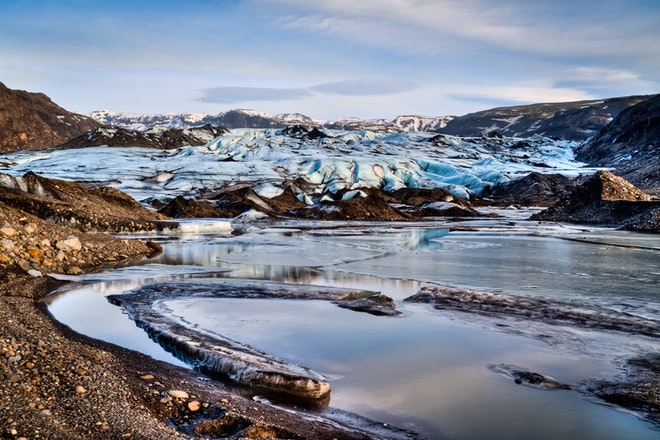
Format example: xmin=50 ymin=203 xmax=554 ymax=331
xmin=107 ymin=279 xmax=396 ymax=400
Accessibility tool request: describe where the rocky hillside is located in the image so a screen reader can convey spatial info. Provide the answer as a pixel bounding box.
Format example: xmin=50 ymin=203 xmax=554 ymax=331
xmin=0 ymin=81 xmax=99 ymax=153
xmin=575 ymin=94 xmax=660 ymax=190
xmin=59 ymin=125 xmax=229 ymax=150
xmin=531 ymin=171 xmax=660 ymax=231
xmin=440 ymin=95 xmax=655 ymax=141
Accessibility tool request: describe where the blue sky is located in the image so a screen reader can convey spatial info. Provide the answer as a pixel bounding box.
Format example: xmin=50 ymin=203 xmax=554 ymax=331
xmin=1 ymin=0 xmax=658 ymax=119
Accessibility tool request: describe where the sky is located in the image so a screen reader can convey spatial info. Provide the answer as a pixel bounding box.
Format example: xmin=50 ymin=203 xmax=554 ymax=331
xmin=1 ymin=0 xmax=658 ymax=120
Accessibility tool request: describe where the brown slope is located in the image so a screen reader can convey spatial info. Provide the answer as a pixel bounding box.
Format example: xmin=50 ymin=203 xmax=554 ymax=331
xmin=0 ymin=81 xmax=100 ymax=153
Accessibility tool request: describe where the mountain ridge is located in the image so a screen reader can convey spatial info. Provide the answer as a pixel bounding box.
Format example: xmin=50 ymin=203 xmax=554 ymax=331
xmin=89 ymin=109 xmax=455 ymax=133
xmin=0 ymin=81 xmax=100 ymax=153
xmin=89 ymin=94 xmax=656 ymax=141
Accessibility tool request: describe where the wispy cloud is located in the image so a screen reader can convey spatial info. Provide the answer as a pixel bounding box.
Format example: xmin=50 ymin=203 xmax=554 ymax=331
xmin=198 ymin=78 xmax=418 ymax=103
xmin=270 ymin=0 xmax=660 ymax=59
xmin=450 ymin=84 xmax=594 ymax=106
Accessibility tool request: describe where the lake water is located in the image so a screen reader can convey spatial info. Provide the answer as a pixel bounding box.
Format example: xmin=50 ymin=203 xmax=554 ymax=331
xmin=47 ymin=212 xmax=660 ymax=439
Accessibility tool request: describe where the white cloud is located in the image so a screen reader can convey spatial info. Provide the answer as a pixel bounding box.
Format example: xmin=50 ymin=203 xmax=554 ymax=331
xmin=450 ymin=84 xmax=594 ymax=105
xmin=197 ymin=78 xmax=418 ymax=104
xmin=267 ymin=0 xmax=660 ymax=60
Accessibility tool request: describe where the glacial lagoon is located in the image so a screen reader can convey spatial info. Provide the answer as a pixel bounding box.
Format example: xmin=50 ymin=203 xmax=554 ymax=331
xmin=47 ymin=212 xmax=660 ymax=439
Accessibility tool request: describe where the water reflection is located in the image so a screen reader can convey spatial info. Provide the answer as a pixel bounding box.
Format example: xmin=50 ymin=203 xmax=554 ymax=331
xmin=46 ymin=220 xmax=660 ymax=440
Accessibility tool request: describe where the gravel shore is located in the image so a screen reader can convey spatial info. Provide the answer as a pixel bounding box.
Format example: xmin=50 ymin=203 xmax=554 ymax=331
xmin=1 ymin=267 xmax=400 ymax=439
xmin=0 ymin=199 xmax=416 ymax=439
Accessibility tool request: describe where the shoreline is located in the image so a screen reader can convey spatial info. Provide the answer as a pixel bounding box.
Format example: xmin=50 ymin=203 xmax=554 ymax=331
xmin=0 ymin=267 xmax=419 ymax=439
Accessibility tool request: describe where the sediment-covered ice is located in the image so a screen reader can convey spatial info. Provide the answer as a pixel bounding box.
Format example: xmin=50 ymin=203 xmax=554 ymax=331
xmin=405 ymin=285 xmax=659 ymax=337
xmin=107 ymin=279 xmax=391 ymax=400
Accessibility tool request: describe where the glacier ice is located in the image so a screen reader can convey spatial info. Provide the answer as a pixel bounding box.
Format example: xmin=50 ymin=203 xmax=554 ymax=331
xmin=0 ymin=128 xmax=589 ymax=205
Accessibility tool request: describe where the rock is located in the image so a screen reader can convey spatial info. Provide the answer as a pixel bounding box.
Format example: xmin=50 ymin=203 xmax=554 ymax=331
xmin=0 ymin=223 xmax=16 ymax=237
xmin=335 ymin=294 xmax=401 ymax=316
xmin=75 ymin=385 xmax=86 ymax=394
xmin=531 ymin=171 xmax=660 ymax=229
xmin=187 ymin=400 xmax=201 ymax=412
xmin=56 ymin=236 xmax=82 ymax=252
xmin=167 ymin=390 xmax=189 ymax=400
xmin=483 ymin=172 xmax=578 ymax=206
xmin=139 ymin=374 xmax=155 ymax=381
xmin=157 ymin=196 xmax=226 ymax=219
xmin=26 ymin=269 xmax=42 ymax=277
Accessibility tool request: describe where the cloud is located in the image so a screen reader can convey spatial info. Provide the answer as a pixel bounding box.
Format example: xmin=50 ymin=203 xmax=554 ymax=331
xmin=269 ymin=0 xmax=660 ymax=59
xmin=198 ymin=86 xmax=311 ymax=103
xmin=197 ymin=78 xmax=418 ymax=103
xmin=450 ymin=84 xmax=594 ymax=106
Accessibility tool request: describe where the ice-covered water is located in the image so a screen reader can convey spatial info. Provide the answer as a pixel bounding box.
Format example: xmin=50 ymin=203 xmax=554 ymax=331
xmin=46 ymin=216 xmax=660 ymax=439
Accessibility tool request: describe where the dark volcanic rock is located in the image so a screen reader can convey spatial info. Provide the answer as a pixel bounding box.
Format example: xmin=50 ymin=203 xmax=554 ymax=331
xmin=576 ymin=94 xmax=660 ymax=189
xmin=483 ymin=172 xmax=578 ymax=206
xmin=293 ymin=193 xmax=411 ymax=221
xmin=59 ymin=124 xmax=228 ymax=149
xmin=335 ymin=294 xmax=401 ymax=316
xmin=531 ymin=171 xmax=660 ymax=230
xmin=0 ymin=81 xmax=100 ymax=153
xmin=157 ymin=196 xmax=228 ymax=219
xmin=441 ymin=95 xmax=653 ymax=140
xmin=211 ymin=186 xmax=277 ymax=217
xmin=0 ymin=172 xmax=169 ymax=232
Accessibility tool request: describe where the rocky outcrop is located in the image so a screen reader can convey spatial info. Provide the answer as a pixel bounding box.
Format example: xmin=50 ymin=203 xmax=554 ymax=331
xmin=0 ymin=172 xmax=169 ymax=232
xmin=441 ymin=95 xmax=653 ymax=140
xmin=482 ymin=172 xmax=578 ymax=206
xmin=576 ymin=94 xmax=660 ymax=190
xmin=0 ymin=81 xmax=100 ymax=153
xmin=154 ymin=184 xmax=487 ymax=222
xmin=531 ymin=171 xmax=660 ymax=231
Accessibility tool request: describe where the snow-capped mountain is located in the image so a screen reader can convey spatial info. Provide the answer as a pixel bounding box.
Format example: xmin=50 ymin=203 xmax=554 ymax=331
xmin=89 ymin=109 xmax=454 ymax=133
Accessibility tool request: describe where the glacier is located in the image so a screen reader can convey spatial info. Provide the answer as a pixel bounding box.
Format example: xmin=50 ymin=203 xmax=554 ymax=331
xmin=0 ymin=128 xmax=589 ymax=206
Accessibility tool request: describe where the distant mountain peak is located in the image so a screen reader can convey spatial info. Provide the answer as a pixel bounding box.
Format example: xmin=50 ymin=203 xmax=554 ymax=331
xmin=89 ymin=109 xmax=454 ymax=133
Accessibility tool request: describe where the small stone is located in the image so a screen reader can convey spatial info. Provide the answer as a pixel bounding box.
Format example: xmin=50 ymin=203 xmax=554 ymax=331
xmin=24 ymin=223 xmax=37 ymax=234
xmin=56 ymin=236 xmax=82 ymax=252
xmin=75 ymin=385 xmax=86 ymax=394
xmin=1 ymin=238 xmax=14 ymax=251
xmin=159 ymin=396 xmax=172 ymax=404
xmin=187 ymin=400 xmax=201 ymax=412
xmin=167 ymin=390 xmax=189 ymax=399
xmin=41 ymin=409 xmax=52 ymax=416
xmin=139 ymin=374 xmax=154 ymax=381
xmin=27 ymin=269 xmax=43 ymax=277
xmin=66 ymin=266 xmax=83 ymax=275
xmin=0 ymin=224 xmax=16 ymax=237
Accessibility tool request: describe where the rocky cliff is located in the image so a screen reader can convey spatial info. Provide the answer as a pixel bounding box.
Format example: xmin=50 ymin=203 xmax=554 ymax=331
xmin=575 ymin=94 xmax=660 ymax=190
xmin=0 ymin=81 xmax=99 ymax=153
